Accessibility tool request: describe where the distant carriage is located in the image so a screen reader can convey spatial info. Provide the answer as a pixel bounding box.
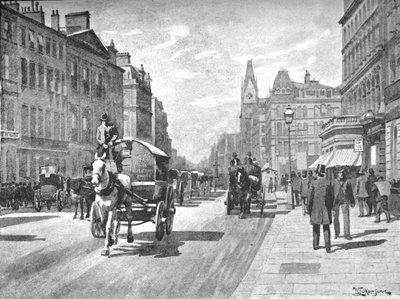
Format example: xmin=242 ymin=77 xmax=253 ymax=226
xmin=34 ymin=166 xmax=65 ymax=212
xmin=90 ymin=138 xmax=176 ymax=241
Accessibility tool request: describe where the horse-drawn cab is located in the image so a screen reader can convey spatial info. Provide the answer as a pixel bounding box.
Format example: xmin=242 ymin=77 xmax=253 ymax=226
xmin=34 ymin=165 xmax=65 ymax=212
xmin=113 ymin=137 xmax=175 ymax=241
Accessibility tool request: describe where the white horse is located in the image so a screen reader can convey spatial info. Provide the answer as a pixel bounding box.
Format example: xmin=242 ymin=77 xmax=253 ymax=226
xmin=91 ymin=153 xmax=134 ymax=256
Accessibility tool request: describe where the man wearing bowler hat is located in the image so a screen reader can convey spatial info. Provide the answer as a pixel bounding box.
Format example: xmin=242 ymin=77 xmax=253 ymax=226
xmin=332 ymin=168 xmax=355 ymax=240
xmin=308 ymin=164 xmax=334 ymax=253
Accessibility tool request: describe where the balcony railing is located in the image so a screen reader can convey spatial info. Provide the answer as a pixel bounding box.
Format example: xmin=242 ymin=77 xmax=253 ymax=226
xmin=321 ymin=115 xmax=361 ymax=131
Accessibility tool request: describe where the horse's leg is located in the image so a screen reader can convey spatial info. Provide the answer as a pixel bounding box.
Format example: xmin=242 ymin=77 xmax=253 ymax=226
xmin=85 ymin=197 xmax=91 ymax=218
xmin=239 ymin=192 xmax=244 ymax=219
xmin=246 ymin=192 xmax=251 ymax=214
xmin=101 ymin=209 xmax=113 ymax=256
xmin=79 ymin=196 xmax=84 ymax=220
xmin=124 ymin=195 xmax=134 ymax=243
xmin=111 ymin=209 xmax=119 ymax=245
xmin=73 ymin=196 xmax=78 ymax=219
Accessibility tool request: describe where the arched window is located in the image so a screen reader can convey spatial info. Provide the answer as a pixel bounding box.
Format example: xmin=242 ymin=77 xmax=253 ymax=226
xmin=276 ymin=106 xmax=281 ymax=119
xmin=298 ymin=123 xmax=303 ymax=136
xmin=327 ymin=105 xmax=333 ymax=116
xmin=314 ymin=106 xmax=320 ymax=117
xmin=314 ymin=121 xmax=318 ymax=135
xmin=303 ymin=105 xmax=307 ymax=118
xmin=71 ymin=110 xmax=78 ymax=142
xmin=321 ymin=104 xmax=326 ymax=116
xmin=296 ymin=106 xmax=301 ymax=118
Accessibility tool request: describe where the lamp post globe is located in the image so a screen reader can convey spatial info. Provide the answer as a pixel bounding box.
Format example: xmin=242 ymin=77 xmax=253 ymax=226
xmin=284 ymin=106 xmax=294 ymax=125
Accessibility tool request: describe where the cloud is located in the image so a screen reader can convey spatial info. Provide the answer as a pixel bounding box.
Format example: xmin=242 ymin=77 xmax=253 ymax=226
xmin=122 ymin=29 xmax=143 ymax=36
xmin=170 ymin=69 xmax=200 ymax=81
xmin=306 ymin=55 xmax=317 ymax=66
xmin=103 ymin=30 xmax=118 ymax=35
xmin=190 ymin=96 xmax=237 ymax=109
xmin=194 ymin=50 xmax=221 ymax=60
xmin=170 ymin=47 xmax=195 ymax=60
xmin=154 ymin=25 xmax=190 ymax=50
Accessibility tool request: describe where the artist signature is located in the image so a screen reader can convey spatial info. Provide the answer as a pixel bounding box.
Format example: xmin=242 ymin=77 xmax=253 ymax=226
xmin=353 ymin=287 xmax=392 ymax=296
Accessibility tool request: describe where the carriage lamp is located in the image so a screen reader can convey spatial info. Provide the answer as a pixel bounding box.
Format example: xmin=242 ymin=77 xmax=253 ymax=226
xmin=284 ymin=105 xmax=295 ymax=209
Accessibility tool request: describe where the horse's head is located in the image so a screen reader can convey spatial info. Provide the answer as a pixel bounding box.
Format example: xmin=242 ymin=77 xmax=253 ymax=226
xmin=236 ymin=167 xmax=248 ymax=189
xmin=91 ymin=152 xmax=106 ymax=186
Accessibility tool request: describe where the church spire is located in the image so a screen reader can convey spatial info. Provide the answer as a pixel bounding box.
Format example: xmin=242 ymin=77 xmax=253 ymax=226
xmin=244 ymin=59 xmax=257 ymax=90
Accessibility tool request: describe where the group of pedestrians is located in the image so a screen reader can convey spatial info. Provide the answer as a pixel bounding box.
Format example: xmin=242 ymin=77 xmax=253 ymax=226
xmin=0 ymin=181 xmax=37 ymax=211
xmin=306 ymin=165 xmax=392 ymax=253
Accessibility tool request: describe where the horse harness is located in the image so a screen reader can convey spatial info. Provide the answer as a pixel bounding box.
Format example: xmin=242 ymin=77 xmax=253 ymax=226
xmin=95 ymin=171 xmax=118 ymax=197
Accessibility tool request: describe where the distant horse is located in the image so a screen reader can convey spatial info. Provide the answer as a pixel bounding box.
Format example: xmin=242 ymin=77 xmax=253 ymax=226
xmin=65 ymin=177 xmax=95 ymax=220
xmin=91 ymin=152 xmax=134 ymax=256
xmin=235 ymin=166 xmax=263 ymax=218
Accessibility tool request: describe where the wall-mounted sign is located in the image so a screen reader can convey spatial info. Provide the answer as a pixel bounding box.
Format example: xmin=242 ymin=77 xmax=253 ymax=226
xmin=354 ymin=138 xmax=364 ymax=152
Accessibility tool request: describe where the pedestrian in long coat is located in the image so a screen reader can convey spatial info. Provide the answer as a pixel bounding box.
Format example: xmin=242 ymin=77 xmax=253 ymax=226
xmin=356 ymin=169 xmax=370 ymax=216
xmin=308 ymin=165 xmax=334 ymax=253
xmin=300 ymin=170 xmax=309 ymax=216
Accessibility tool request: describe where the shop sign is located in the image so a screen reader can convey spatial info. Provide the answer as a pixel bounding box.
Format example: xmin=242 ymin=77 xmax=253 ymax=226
xmin=354 ymin=138 xmax=364 ymax=152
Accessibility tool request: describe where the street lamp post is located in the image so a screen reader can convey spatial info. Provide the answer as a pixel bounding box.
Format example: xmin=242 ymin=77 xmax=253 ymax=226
xmin=284 ymin=105 xmax=295 ymax=210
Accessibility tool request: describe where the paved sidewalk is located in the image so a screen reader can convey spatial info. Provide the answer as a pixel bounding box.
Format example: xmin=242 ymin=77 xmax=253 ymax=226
xmin=232 ymin=192 xmax=400 ymax=298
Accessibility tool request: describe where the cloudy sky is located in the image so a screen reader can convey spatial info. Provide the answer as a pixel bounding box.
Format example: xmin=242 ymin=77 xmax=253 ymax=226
xmin=40 ymin=0 xmax=343 ymax=163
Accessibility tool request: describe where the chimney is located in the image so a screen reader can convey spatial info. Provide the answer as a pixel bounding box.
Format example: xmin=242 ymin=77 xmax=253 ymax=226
xmin=4 ymin=1 xmax=20 ymax=12
xmin=65 ymin=11 xmax=90 ymax=34
xmin=304 ymin=70 xmax=311 ymax=85
xmin=21 ymin=1 xmax=45 ymax=24
xmin=51 ymin=10 xmax=60 ymax=31
xmin=116 ymin=52 xmax=131 ymax=66
xmin=107 ymin=40 xmax=118 ymax=64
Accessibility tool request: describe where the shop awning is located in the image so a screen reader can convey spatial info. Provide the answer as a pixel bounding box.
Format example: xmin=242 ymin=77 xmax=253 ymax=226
xmin=325 ymin=149 xmax=362 ymax=168
xmin=309 ymin=151 xmax=334 ymax=169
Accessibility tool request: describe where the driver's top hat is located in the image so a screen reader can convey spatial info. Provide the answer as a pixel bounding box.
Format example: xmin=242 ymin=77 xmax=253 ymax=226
xmin=99 ymin=113 xmax=109 ymax=121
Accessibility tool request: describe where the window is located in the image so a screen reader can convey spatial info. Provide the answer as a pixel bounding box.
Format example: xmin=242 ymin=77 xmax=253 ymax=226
xmin=320 ymin=89 xmax=325 ymax=96
xmin=20 ymin=26 xmax=26 ymax=47
xmin=314 ymin=106 xmax=320 ymax=117
xmin=28 ymin=29 xmax=35 ymax=49
xmin=37 ymin=34 xmax=43 ymax=53
xmin=71 ymin=110 xmax=78 ymax=142
xmin=45 ymin=110 xmax=51 ymax=138
xmin=38 ymin=64 xmax=44 ymax=89
xmin=47 ymin=67 xmax=53 ymax=92
xmin=30 ymin=106 xmax=37 ymax=137
xmin=21 ymin=58 xmax=28 ymax=85
xmin=327 ymin=89 xmax=332 ymax=98
xmin=277 ymin=122 xmax=282 ymax=136
xmin=261 ymin=137 xmax=266 ymax=145
xmin=29 ymin=61 xmax=36 ymax=88
xmin=301 ymin=105 xmax=307 ymax=118
xmin=4 ymin=19 xmax=12 ymax=40
xmin=71 ymin=61 xmax=78 ymax=90
xmin=306 ymin=89 xmax=316 ymax=96
xmin=61 ymin=113 xmax=65 ymax=141
xmin=304 ymin=123 xmax=308 ymax=134
xmin=55 ymin=69 xmax=60 ymax=93
xmin=62 ymin=72 xmax=66 ymax=96
xmin=38 ymin=108 xmax=43 ymax=137
xmin=321 ymin=104 xmax=327 ymax=116
xmin=46 ymin=37 xmax=51 ymax=55
xmin=52 ymin=40 xmax=57 ymax=58
xmin=83 ymin=67 xmax=90 ymax=95
xmin=2 ymin=54 xmax=9 ymax=79
xmin=59 ymin=42 xmax=63 ymax=60
xmin=296 ymin=106 xmax=301 ymax=118
xmin=21 ymin=105 xmax=29 ymax=136
xmin=54 ymin=112 xmax=60 ymax=140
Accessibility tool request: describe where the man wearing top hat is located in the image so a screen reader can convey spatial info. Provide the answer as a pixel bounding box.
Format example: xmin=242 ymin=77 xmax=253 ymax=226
xmin=308 ymin=164 xmax=334 ymax=253
xmin=332 ymin=168 xmax=355 ymax=240
xmin=96 ymin=113 xmax=110 ymax=157
xmin=230 ymin=152 xmax=241 ymax=167
xmin=244 ymin=152 xmax=253 ymax=166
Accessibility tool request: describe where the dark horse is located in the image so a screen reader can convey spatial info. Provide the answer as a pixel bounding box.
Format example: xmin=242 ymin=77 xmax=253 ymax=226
xmin=235 ymin=167 xmax=262 ymax=218
xmin=65 ymin=177 xmax=95 ymax=220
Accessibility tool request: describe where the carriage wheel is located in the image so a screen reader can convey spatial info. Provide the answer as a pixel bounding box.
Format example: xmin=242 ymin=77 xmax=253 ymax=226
xmin=226 ymin=192 xmax=232 ymax=215
xmin=90 ymin=202 xmax=106 ymax=238
xmin=34 ymin=196 xmax=42 ymax=212
xmin=56 ymin=191 xmax=63 ymax=212
xmin=46 ymin=200 xmax=52 ymax=210
xmin=166 ymin=189 xmax=175 ymax=235
xmin=155 ymin=201 xmax=165 ymax=241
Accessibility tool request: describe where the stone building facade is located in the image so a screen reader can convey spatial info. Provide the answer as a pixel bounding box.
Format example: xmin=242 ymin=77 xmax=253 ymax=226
xmin=116 ymin=52 xmax=153 ymax=143
xmin=0 ymin=2 xmax=123 ymax=182
xmin=267 ymin=70 xmax=341 ymax=175
xmin=320 ymin=0 xmax=387 ymax=177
